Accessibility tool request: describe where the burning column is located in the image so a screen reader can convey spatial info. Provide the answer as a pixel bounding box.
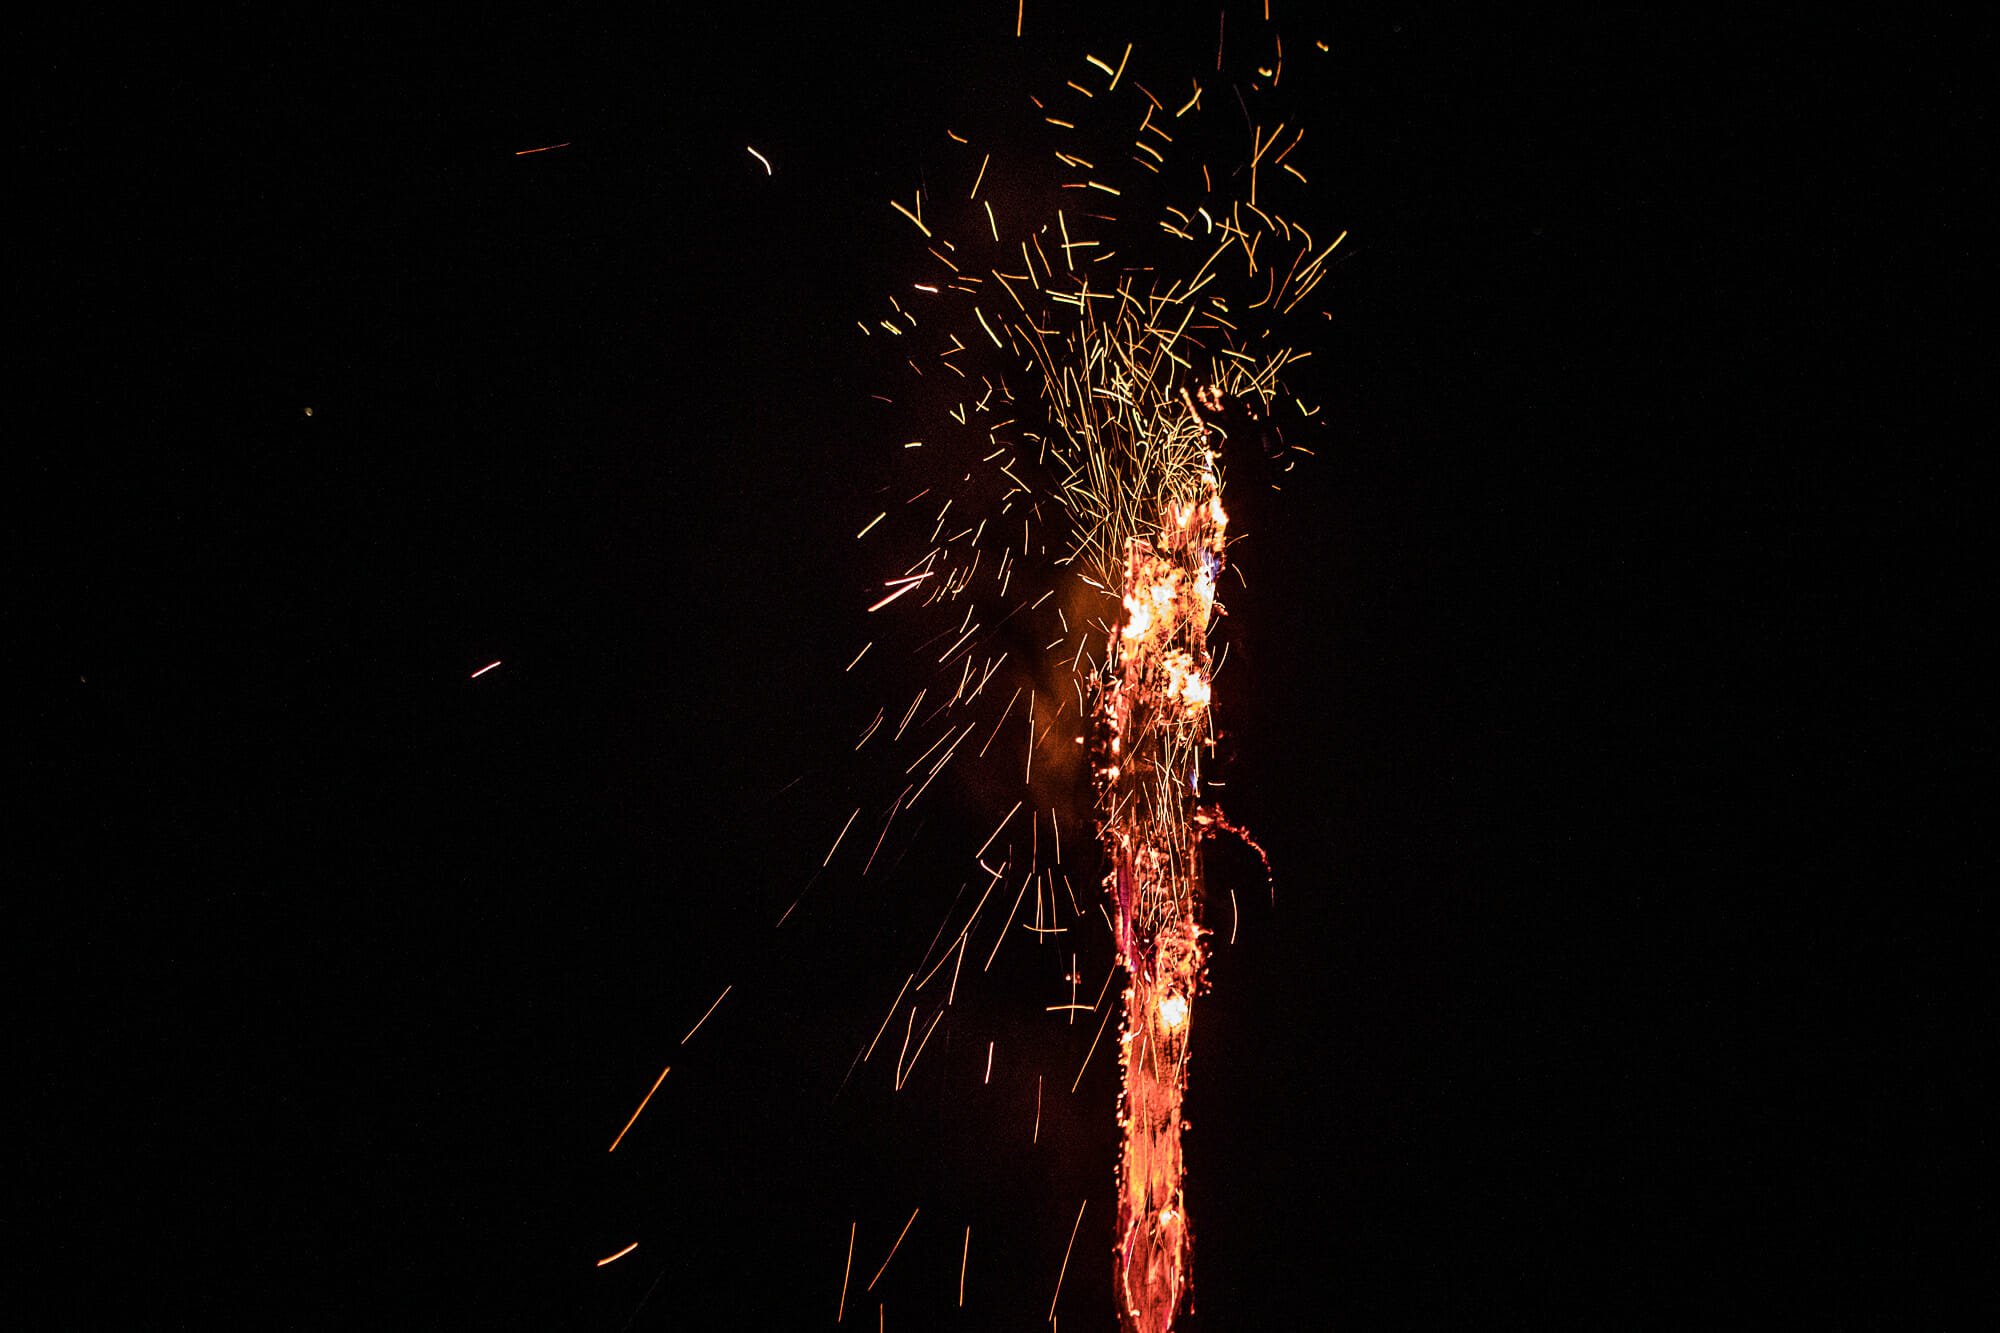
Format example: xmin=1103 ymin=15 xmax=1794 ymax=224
xmin=1097 ymin=470 xmax=1226 ymax=1333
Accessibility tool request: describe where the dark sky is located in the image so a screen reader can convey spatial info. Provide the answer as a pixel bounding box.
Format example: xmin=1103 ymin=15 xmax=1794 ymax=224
xmin=22 ymin=4 xmax=1978 ymax=1329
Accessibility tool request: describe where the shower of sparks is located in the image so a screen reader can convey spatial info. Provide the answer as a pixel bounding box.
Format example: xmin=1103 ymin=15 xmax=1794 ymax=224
xmin=566 ymin=10 xmax=1335 ymax=1328
xmin=831 ymin=17 xmax=1334 ymax=1328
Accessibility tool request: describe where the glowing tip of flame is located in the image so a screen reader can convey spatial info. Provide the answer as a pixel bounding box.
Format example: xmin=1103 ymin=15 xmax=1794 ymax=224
xmin=1158 ymin=994 xmax=1189 ymax=1029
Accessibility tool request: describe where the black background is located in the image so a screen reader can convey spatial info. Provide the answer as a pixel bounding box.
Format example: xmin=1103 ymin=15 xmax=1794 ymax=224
xmin=21 ymin=4 xmax=1980 ymax=1328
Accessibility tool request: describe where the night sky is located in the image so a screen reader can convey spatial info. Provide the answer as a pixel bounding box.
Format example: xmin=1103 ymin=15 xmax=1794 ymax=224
xmin=22 ymin=5 xmax=1977 ymax=1329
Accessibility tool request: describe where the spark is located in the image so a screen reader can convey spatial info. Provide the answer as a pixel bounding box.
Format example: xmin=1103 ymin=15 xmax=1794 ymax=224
xmin=839 ymin=1222 xmax=856 ymax=1321
xmin=680 ymin=984 xmax=732 ymax=1044
xmin=864 ymin=791 xmax=907 ymax=875
xmin=823 ymin=808 xmax=861 ymax=866
xmin=984 ymin=874 xmax=1033 ymax=971
xmin=746 ymin=145 xmax=773 ymax=174
xmin=895 ymin=1007 xmax=945 ymax=1088
xmin=975 ymin=800 xmax=1023 ymax=861
xmin=864 ymin=976 xmax=914 ymax=1062
xmin=890 ymin=199 xmax=932 ymax=237
xmin=866 ymin=1207 xmax=921 ymax=1291
xmin=607 ymin=1064 xmax=671 ymax=1152
xmin=1049 ymin=1199 xmax=1088 ymax=1320
xmin=1071 ymin=1000 xmax=1115 ymax=1092
xmin=470 ymin=660 xmax=501 ymax=678
xmin=868 ymin=573 xmax=933 ymax=613
xmin=514 ymin=142 xmax=569 ymax=155
xmin=596 ymin=1241 xmax=637 ymax=1266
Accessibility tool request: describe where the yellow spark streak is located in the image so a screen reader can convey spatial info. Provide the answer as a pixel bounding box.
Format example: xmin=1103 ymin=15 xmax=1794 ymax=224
xmin=976 ymin=799 xmax=1023 ymax=861
xmin=1049 ymin=1199 xmax=1087 ymax=1319
xmin=680 ymin=984 xmax=732 ymax=1044
xmin=867 ymin=573 xmax=932 ymax=613
xmin=984 ymin=875 xmax=1032 ymax=970
xmin=1111 ymin=42 xmax=1132 ymax=89
xmin=607 ymin=1064 xmax=671 ymax=1152
xmin=838 ymin=1222 xmax=856 ymax=1321
xmin=1070 ymin=999 xmax=1115 ymax=1092
xmin=857 ymin=512 xmax=885 ymax=538
xmin=855 ymin=709 xmax=884 ymax=748
xmin=1295 ymin=228 xmax=1349 ymax=285
xmin=845 ymin=642 xmax=871 ymax=672
xmin=890 ymin=199 xmax=932 ymax=237
xmin=866 ymin=1207 xmax=920 ymax=1290
xmin=746 ymin=145 xmax=772 ymax=174
xmin=896 ymin=1007 xmax=945 ymax=1087
xmin=985 ymin=200 xmax=999 ymax=241
xmin=470 ymin=660 xmax=501 ymax=678
xmin=980 ymin=687 xmax=1023 ymax=757
xmin=596 ymin=1241 xmax=638 ymax=1266
xmin=823 ymin=808 xmax=860 ymax=866
xmin=1085 ymin=54 xmax=1117 ymax=79
xmin=868 ymin=964 xmax=916 ymax=1056
xmin=960 ymin=1226 xmax=971 ymax=1306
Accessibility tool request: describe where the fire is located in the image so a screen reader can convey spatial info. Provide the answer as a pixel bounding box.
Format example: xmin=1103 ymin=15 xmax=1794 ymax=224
xmin=845 ymin=19 xmax=1327 ymax=1327
xmin=1095 ymin=461 xmax=1228 ymax=1333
